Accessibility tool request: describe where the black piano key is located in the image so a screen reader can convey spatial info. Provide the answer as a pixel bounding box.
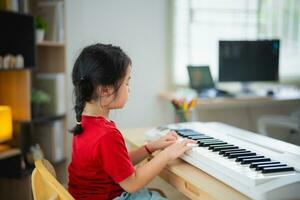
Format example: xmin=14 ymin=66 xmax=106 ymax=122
xmin=241 ymin=158 xmax=271 ymax=164
xmin=196 ymin=137 xmax=216 ymax=142
xmin=236 ymin=155 xmax=264 ymax=162
xmin=209 ymin=142 xmax=228 ymax=145
xmin=228 ymin=152 xmax=256 ymax=158
xmin=224 ymin=150 xmax=250 ymax=156
xmin=262 ymin=166 xmax=294 ymax=173
xmin=202 ymin=142 xmax=226 ymax=147
xmin=187 ymin=135 xmax=206 ymax=140
xmin=208 ymin=142 xmax=229 ymax=149
xmin=174 ymin=129 xmax=195 ymax=133
xmin=212 ymin=145 xmax=239 ymax=152
xmin=256 ymin=164 xmax=287 ymax=171
xmin=175 ymin=130 xmax=200 ymax=136
xmin=199 ymin=141 xmax=223 ymax=147
xmin=180 ymin=133 xmax=200 ymax=137
xmin=174 ymin=129 xmax=192 ymax=131
xmin=250 ymin=161 xmax=280 ymax=168
xmin=206 ymin=144 xmax=231 ymax=148
xmin=219 ymin=149 xmax=247 ymax=155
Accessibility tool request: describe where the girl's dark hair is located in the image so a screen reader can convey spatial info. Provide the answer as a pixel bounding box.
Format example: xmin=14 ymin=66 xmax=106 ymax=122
xmin=70 ymin=43 xmax=131 ymax=135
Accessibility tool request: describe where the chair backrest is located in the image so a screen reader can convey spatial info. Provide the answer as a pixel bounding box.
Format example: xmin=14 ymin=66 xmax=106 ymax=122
xmin=31 ymin=159 xmax=74 ymax=200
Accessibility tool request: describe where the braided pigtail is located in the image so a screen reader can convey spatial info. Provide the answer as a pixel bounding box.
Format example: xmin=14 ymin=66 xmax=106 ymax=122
xmin=72 ymin=84 xmax=85 ymax=135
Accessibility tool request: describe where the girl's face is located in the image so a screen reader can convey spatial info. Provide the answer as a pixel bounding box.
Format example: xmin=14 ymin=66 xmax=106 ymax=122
xmin=108 ymin=65 xmax=131 ymax=109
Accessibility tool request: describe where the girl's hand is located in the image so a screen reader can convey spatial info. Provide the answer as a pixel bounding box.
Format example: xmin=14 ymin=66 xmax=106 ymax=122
xmin=162 ymin=139 xmax=196 ymax=161
xmin=147 ymin=131 xmax=178 ymax=152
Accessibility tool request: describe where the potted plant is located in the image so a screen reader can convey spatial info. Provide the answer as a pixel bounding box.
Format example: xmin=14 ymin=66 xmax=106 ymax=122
xmin=35 ymin=16 xmax=48 ymax=42
xmin=31 ymin=89 xmax=51 ymax=117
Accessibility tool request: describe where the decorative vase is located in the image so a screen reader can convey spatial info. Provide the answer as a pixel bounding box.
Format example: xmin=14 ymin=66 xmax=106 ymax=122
xmin=36 ymin=29 xmax=45 ymax=42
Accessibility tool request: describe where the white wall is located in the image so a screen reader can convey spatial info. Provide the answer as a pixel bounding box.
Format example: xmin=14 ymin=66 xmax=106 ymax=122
xmin=65 ymin=0 xmax=173 ymax=154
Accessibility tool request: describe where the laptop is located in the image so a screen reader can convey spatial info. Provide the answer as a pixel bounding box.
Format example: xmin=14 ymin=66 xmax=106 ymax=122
xmin=187 ymin=66 xmax=233 ymax=98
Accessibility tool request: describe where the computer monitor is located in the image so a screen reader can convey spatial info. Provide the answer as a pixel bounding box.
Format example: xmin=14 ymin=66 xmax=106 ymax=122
xmin=187 ymin=66 xmax=215 ymax=91
xmin=0 ymin=11 xmax=36 ymax=68
xmin=218 ymin=40 xmax=279 ymax=83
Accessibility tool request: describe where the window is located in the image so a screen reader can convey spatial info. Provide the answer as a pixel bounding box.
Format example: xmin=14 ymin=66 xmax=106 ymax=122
xmin=173 ymin=0 xmax=300 ymax=85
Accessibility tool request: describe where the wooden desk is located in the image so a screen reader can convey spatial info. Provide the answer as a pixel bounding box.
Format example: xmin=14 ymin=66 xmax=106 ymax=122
xmin=159 ymin=91 xmax=300 ymax=132
xmin=122 ymin=128 xmax=250 ymax=200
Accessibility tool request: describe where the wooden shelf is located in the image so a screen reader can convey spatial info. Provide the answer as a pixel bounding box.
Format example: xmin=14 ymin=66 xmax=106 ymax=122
xmin=0 ymin=68 xmax=32 ymax=72
xmin=37 ymin=41 xmax=65 ymax=47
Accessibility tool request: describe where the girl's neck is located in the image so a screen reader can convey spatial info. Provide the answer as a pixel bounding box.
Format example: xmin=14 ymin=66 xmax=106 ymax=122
xmin=83 ymin=101 xmax=109 ymax=119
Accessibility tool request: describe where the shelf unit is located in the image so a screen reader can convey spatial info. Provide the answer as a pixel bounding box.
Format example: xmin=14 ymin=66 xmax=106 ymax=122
xmin=0 ymin=1 xmax=67 ymax=199
xmin=37 ymin=41 xmax=65 ymax=47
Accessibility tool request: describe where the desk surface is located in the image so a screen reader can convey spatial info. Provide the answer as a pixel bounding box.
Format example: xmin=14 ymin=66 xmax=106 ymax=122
xmin=121 ymin=128 xmax=250 ymax=200
xmin=159 ymin=91 xmax=300 ymax=109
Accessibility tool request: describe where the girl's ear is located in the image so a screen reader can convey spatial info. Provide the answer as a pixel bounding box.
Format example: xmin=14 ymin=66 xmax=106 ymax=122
xmin=97 ymin=85 xmax=114 ymax=97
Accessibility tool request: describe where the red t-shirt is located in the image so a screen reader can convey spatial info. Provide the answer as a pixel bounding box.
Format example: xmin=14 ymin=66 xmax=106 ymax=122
xmin=68 ymin=115 xmax=135 ymax=200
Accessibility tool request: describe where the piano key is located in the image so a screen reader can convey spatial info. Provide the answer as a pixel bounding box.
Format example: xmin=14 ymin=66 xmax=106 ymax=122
xmin=175 ymin=130 xmax=199 ymax=135
xmin=256 ymin=164 xmax=287 ymax=171
xmin=195 ymin=137 xmax=215 ymax=141
xmin=236 ymin=155 xmax=264 ymax=162
xmin=250 ymin=161 xmax=280 ymax=168
xmin=174 ymin=129 xmax=195 ymax=133
xmin=187 ymin=135 xmax=206 ymax=140
xmin=241 ymin=158 xmax=271 ymax=164
xmin=223 ymin=150 xmax=250 ymax=156
xmin=228 ymin=152 xmax=256 ymax=158
xmin=206 ymin=142 xmax=228 ymax=148
xmin=205 ymin=143 xmax=231 ymax=148
xmin=208 ymin=143 xmax=230 ymax=149
xmin=219 ymin=149 xmax=247 ymax=155
xmin=212 ymin=145 xmax=239 ymax=151
xmin=197 ymin=140 xmax=221 ymax=145
xmin=200 ymin=141 xmax=225 ymax=147
xmin=180 ymin=133 xmax=200 ymax=137
xmin=262 ymin=166 xmax=295 ymax=174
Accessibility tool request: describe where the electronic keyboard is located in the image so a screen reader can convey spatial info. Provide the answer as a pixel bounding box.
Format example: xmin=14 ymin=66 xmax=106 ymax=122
xmin=145 ymin=122 xmax=300 ymax=200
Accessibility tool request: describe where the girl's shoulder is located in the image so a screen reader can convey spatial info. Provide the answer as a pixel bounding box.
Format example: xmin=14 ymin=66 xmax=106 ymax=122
xmin=92 ymin=119 xmax=123 ymax=142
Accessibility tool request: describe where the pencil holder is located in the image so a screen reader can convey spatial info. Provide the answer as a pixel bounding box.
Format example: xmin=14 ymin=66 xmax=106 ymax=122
xmin=175 ymin=109 xmax=196 ymax=123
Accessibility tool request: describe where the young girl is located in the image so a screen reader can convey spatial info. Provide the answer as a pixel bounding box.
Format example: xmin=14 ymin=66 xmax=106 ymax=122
xmin=68 ymin=43 xmax=195 ymax=200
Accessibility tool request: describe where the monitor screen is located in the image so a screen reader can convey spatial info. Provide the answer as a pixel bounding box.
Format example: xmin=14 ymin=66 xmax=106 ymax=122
xmin=218 ymin=40 xmax=279 ymax=82
xmin=0 ymin=11 xmax=36 ymax=68
xmin=187 ymin=66 xmax=215 ymax=91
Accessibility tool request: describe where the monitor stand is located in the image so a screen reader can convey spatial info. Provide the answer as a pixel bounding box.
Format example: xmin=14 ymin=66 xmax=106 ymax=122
xmin=241 ymin=82 xmax=253 ymax=94
xmin=237 ymin=82 xmax=257 ymax=97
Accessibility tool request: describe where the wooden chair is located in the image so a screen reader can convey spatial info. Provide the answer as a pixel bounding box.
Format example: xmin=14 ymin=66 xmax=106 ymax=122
xmin=31 ymin=159 xmax=74 ymax=200
xmin=31 ymin=159 xmax=166 ymax=199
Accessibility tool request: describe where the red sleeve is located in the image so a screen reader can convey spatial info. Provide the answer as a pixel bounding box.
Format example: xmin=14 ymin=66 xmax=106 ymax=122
xmin=97 ymin=129 xmax=135 ymax=183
